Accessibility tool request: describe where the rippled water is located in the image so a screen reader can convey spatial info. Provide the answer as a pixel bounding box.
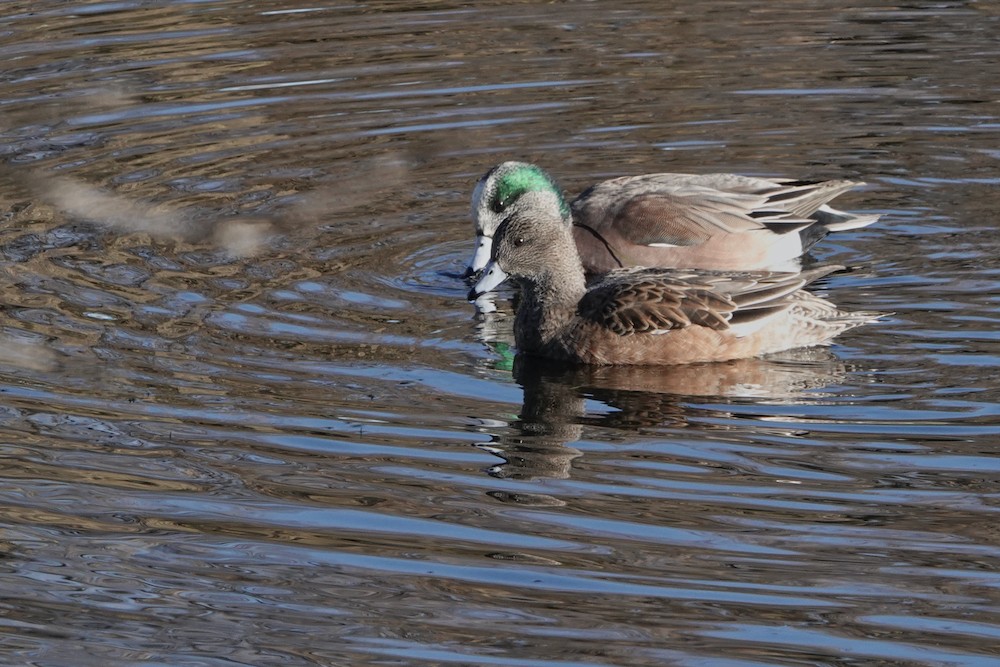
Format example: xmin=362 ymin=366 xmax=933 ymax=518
xmin=2 ymin=1 xmax=999 ymax=665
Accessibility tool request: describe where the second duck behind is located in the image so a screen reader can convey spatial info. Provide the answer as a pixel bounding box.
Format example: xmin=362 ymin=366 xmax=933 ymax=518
xmin=469 ymin=189 xmax=880 ymax=366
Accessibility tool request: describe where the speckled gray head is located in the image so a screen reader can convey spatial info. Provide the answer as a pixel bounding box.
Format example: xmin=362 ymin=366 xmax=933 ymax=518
xmin=467 ymin=188 xmax=570 ymax=301
xmin=464 ymin=161 xmax=570 ymax=278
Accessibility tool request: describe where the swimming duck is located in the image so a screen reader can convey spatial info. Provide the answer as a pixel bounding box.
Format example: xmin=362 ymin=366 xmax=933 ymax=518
xmin=465 ymin=161 xmax=879 ymax=278
xmin=467 ymin=189 xmax=880 ymax=366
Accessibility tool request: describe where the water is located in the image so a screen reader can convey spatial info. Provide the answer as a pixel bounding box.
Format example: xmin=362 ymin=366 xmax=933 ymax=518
xmin=1 ymin=1 xmax=999 ymax=665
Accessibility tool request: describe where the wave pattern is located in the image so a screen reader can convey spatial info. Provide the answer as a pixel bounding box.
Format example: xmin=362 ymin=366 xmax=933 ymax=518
xmin=1 ymin=1 xmax=999 ymax=665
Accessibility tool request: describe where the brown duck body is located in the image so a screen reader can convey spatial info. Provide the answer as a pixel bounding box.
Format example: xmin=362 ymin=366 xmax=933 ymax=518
xmin=471 ymin=190 xmax=881 ymax=366
xmin=569 ymin=172 xmax=878 ymax=273
xmin=513 ymin=266 xmax=876 ymax=366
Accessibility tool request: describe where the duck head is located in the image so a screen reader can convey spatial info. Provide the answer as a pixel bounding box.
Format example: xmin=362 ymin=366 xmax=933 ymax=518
xmin=468 ymin=189 xmax=579 ymax=301
xmin=464 ymin=161 xmax=571 ymax=278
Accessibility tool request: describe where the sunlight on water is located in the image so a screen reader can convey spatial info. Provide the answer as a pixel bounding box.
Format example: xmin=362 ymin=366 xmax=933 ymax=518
xmin=1 ymin=1 xmax=999 ymax=666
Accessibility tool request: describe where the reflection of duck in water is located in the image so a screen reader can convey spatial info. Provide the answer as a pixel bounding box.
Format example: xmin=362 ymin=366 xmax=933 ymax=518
xmin=477 ymin=358 xmax=584 ymax=481
xmin=478 ymin=348 xmax=853 ymax=480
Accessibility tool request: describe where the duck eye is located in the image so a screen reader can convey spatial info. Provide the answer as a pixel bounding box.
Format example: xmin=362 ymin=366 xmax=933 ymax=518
xmin=513 ymin=236 xmax=526 ymax=247
xmin=490 ymin=197 xmax=506 ymax=214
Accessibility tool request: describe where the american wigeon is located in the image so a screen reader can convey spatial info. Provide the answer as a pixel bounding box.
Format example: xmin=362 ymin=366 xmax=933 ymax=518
xmin=467 ymin=190 xmax=880 ymax=366
xmin=465 ymin=161 xmax=879 ymax=277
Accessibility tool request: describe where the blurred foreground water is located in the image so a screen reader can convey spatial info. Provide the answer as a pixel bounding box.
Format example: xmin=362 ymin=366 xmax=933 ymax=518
xmin=2 ymin=2 xmax=1000 ymax=665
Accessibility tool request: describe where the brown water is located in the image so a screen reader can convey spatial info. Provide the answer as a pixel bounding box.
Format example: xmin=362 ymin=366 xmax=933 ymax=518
xmin=2 ymin=1 xmax=999 ymax=665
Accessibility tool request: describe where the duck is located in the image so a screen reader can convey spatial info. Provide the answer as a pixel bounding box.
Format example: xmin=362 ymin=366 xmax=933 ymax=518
xmin=467 ymin=189 xmax=881 ymax=366
xmin=465 ymin=161 xmax=879 ymax=278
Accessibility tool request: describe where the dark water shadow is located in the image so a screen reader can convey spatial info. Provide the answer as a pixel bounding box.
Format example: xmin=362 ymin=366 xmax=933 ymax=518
xmin=480 ymin=348 xmax=853 ymax=480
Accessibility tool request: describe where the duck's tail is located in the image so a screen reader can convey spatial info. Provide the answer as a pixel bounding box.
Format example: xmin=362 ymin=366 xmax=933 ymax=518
xmin=799 ymin=206 xmax=881 ymax=253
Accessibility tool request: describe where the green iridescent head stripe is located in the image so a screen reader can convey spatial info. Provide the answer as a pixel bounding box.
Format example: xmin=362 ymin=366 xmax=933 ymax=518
xmin=492 ymin=164 xmax=570 ymax=219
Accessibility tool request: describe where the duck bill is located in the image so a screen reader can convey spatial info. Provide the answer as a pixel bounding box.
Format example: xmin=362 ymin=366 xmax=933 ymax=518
xmin=467 ymin=261 xmax=509 ymax=300
xmin=465 ymin=235 xmax=493 ymax=276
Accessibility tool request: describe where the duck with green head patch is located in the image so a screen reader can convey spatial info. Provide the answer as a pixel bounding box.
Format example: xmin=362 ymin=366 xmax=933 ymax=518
xmin=468 ymin=188 xmax=882 ymax=366
xmin=467 ymin=162 xmax=571 ymax=276
xmin=464 ymin=161 xmax=880 ymax=280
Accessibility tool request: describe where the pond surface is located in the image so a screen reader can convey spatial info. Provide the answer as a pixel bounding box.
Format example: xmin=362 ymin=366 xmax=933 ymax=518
xmin=2 ymin=1 xmax=1000 ymax=665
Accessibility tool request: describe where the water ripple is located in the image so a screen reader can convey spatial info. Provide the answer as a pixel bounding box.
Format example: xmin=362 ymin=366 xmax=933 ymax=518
xmin=2 ymin=0 xmax=1000 ymax=665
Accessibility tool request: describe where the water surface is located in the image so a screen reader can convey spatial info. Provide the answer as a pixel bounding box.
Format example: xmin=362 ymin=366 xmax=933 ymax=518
xmin=2 ymin=1 xmax=1000 ymax=665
